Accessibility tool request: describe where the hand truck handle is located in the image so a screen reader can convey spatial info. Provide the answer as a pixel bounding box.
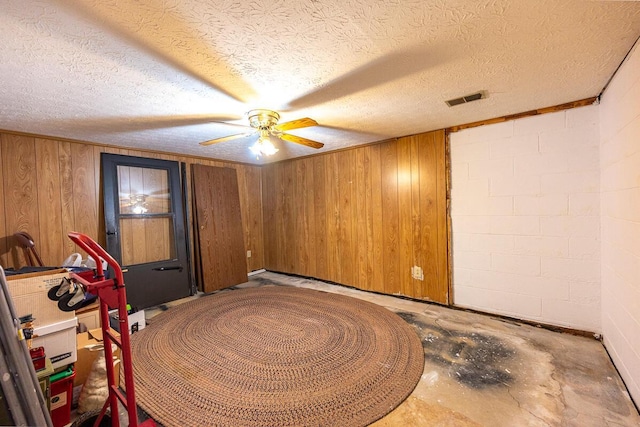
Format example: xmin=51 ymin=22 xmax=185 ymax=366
xmin=67 ymin=232 xmax=119 ymax=280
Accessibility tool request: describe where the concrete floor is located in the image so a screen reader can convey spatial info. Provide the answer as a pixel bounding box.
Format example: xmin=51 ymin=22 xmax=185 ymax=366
xmin=147 ymin=271 xmax=640 ymax=427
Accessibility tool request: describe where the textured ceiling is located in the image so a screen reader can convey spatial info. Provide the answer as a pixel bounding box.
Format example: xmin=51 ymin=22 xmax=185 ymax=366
xmin=1 ymin=0 xmax=639 ymax=164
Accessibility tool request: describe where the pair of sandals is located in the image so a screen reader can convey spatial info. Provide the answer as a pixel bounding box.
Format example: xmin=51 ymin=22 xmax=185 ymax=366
xmin=48 ymin=254 xmax=108 ymax=311
xmin=62 ymin=253 xmax=107 ymax=270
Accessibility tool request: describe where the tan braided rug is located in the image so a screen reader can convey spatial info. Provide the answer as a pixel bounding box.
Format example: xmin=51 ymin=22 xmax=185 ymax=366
xmin=130 ymin=285 xmax=424 ymax=427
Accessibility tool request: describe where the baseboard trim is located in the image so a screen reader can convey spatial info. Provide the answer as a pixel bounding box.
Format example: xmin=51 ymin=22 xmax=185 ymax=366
xmin=248 ymin=269 xmax=266 ymax=277
xmin=258 ymin=269 xmax=599 ymax=339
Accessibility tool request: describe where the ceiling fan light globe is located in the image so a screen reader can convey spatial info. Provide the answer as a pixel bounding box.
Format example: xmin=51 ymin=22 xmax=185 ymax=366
xmin=132 ymin=205 xmax=148 ymax=214
xmin=261 ymin=140 xmax=279 ymax=155
xmin=249 ymin=141 xmax=262 ymax=156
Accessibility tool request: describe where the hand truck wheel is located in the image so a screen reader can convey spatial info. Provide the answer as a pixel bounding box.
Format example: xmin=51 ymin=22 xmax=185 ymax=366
xmin=57 ymin=287 xmax=87 ymax=312
xmin=47 ymin=277 xmax=74 ymax=301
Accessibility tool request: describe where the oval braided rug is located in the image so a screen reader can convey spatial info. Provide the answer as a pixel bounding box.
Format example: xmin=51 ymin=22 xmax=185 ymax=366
xmin=130 ymin=285 xmax=424 ymax=427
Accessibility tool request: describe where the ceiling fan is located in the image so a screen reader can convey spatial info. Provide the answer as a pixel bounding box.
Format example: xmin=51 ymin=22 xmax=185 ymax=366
xmin=199 ymin=109 xmax=324 ymax=157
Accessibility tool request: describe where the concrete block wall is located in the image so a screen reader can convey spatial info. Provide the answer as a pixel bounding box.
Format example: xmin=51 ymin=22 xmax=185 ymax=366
xmin=450 ymin=105 xmax=601 ymax=332
xmin=599 ymin=41 xmax=640 ymax=404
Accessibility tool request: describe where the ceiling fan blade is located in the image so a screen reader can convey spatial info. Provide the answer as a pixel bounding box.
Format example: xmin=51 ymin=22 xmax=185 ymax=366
xmin=208 ymin=120 xmax=252 ymax=129
xmin=274 ymin=117 xmax=318 ymax=132
xmin=200 ymin=132 xmax=255 ymax=146
xmin=279 ymin=133 xmax=324 ymax=149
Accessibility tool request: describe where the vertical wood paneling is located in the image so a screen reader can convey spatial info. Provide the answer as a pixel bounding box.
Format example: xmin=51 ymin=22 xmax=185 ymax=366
xmin=409 ymin=136 xmax=423 ymax=299
xmin=268 ymin=163 xmax=280 ymax=271
xmin=0 ymin=131 xmax=265 ymax=277
xmin=294 ymin=160 xmax=310 ymax=276
xmin=346 ymin=150 xmax=359 ymax=287
xmin=435 ymin=129 xmax=449 ymax=302
xmin=312 ymin=156 xmax=328 ymax=280
xmin=283 ymin=161 xmax=295 ymax=273
xmin=251 ymin=166 xmax=265 ymax=270
xmin=355 ymin=147 xmax=369 ymax=291
xmin=278 ymin=163 xmax=289 ymax=271
xmin=380 ymin=140 xmax=400 ymax=295
xmin=70 ymin=143 xmax=98 ymax=238
xmin=337 ymin=151 xmax=355 ymax=286
xmin=261 ymin=130 xmax=448 ymax=304
xmin=35 ymin=139 xmax=64 ymax=266
xmin=238 ymin=166 xmax=264 ymax=271
xmin=271 ymin=164 xmax=281 ymax=271
xmin=304 ymin=158 xmax=317 ymax=277
xmin=418 ymin=132 xmax=437 ymax=300
xmin=1 ymin=134 xmax=39 ymax=267
xmin=325 ymin=153 xmax=339 ymax=283
xmin=397 ymin=137 xmax=413 ymax=297
xmin=235 ymin=166 xmax=249 ymax=269
xmin=58 ymin=142 xmax=76 ymax=256
xmin=261 ymin=165 xmax=276 ymax=268
xmin=370 ymin=145 xmax=384 ymax=293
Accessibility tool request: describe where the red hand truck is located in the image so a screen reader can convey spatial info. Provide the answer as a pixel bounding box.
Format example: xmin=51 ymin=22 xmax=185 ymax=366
xmin=67 ymin=232 xmax=156 ymax=427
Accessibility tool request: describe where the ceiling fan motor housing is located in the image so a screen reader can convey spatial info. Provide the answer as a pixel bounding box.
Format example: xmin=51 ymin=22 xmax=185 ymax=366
xmin=248 ymin=109 xmax=280 ymax=130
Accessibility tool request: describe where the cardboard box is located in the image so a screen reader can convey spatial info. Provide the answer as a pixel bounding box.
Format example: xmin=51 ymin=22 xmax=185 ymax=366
xmin=77 ymin=302 xmax=100 ymax=331
xmin=74 ymin=328 xmax=121 ymax=389
xmin=6 ymin=269 xmax=75 ymax=326
xmin=108 ymin=310 xmax=145 ymax=335
xmin=32 ymin=318 xmax=77 ymax=370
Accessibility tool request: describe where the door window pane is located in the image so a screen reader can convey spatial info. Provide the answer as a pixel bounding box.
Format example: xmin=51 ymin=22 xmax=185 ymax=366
xmin=117 ymin=166 xmax=170 ymax=215
xmin=119 ymin=216 xmax=176 ymax=265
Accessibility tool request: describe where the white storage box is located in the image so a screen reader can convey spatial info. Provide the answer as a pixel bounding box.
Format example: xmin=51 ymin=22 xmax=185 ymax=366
xmin=108 ymin=309 xmax=145 ymax=335
xmin=32 ymin=318 xmax=77 ymax=370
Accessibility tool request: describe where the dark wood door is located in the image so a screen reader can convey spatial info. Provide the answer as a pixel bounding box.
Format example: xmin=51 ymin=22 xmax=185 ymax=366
xmin=192 ymin=164 xmax=247 ymax=293
xmin=102 ymin=153 xmax=192 ymax=309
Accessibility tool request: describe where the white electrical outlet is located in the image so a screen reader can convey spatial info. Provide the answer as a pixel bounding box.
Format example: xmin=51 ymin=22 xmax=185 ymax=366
xmin=247 ymin=250 xmax=252 ymax=258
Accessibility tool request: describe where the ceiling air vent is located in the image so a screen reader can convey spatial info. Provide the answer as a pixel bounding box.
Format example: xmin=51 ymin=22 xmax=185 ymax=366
xmin=445 ymin=91 xmax=485 ymax=107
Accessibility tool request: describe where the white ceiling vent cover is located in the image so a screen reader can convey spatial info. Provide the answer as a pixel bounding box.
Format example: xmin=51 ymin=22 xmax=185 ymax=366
xmin=445 ymin=92 xmax=485 ymax=107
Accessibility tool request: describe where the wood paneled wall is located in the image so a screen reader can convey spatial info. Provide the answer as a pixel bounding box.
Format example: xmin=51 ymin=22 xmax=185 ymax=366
xmin=1 ymin=129 xmax=448 ymax=303
xmin=262 ymin=130 xmax=449 ymax=304
xmin=0 ymin=132 xmax=264 ymax=273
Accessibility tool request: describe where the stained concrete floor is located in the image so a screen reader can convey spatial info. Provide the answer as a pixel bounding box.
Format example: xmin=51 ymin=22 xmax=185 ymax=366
xmin=146 ymin=271 xmax=640 ymax=427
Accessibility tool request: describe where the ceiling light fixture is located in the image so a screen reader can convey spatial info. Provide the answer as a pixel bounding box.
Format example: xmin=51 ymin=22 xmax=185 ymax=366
xmin=200 ymin=109 xmax=323 ymax=155
xmin=129 ymin=194 xmax=148 ymax=214
xmin=249 ymin=129 xmax=279 ymax=158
